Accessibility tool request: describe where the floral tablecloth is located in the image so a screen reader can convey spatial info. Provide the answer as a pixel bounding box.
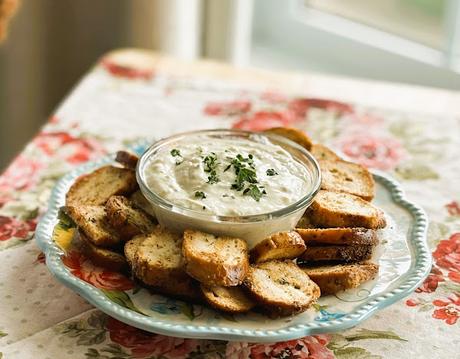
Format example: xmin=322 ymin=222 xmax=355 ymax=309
xmin=1 ymin=50 xmax=459 ymax=359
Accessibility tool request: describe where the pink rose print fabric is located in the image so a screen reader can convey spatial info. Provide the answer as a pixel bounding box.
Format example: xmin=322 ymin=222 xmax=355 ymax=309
xmin=0 ymin=51 xmax=458 ymax=359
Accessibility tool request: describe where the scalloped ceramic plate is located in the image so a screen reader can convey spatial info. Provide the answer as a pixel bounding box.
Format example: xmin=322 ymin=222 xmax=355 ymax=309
xmin=36 ymin=149 xmax=431 ymax=343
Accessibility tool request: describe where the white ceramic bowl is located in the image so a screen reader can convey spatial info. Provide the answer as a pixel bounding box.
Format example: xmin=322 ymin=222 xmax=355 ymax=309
xmin=136 ymin=129 xmax=321 ymax=248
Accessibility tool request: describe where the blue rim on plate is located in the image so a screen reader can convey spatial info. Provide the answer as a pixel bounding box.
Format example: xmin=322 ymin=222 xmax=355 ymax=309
xmin=35 ymin=150 xmax=431 ymax=343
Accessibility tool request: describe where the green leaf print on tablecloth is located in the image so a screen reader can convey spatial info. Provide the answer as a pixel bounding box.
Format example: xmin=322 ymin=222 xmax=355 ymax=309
xmin=333 ymin=346 xmax=379 ymax=359
xmin=0 ymin=330 xmax=6 ymax=338
xmin=327 ymin=329 xmax=406 ymax=359
xmin=395 ymin=162 xmax=439 ymax=181
xmin=342 ymin=328 xmax=407 ymax=341
xmin=85 ymin=341 xmax=228 ymax=359
xmin=85 ymin=344 xmax=131 ymax=359
xmin=440 ymin=282 xmax=460 ymax=294
xmin=389 ymin=120 xmax=447 ymax=162
xmin=56 ymin=311 xmax=407 ymax=359
xmin=57 ymin=311 xmax=228 ymax=358
xmin=56 ymin=312 xmax=107 ymax=346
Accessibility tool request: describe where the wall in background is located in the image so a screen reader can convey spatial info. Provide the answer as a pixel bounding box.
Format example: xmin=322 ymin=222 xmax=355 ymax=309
xmin=0 ymin=0 xmax=132 ymax=170
xmin=0 ymin=0 xmax=212 ymax=170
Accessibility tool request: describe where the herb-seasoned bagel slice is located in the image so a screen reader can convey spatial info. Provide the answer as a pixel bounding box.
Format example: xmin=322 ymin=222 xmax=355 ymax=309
xmin=302 ymin=262 xmax=379 ymax=295
xmin=151 ymin=276 xmax=203 ymax=302
xmin=126 ymin=233 xmax=201 ymax=302
xmin=130 ymin=190 xmax=157 ymax=218
xmin=244 ymin=260 xmax=320 ymax=317
xmin=134 ymin=227 xmax=187 ymax=287
xmin=308 ymin=191 xmax=386 ymax=229
xmin=79 ymin=232 xmax=127 ymax=271
xmin=66 ymin=166 xmax=138 ymax=206
xmin=296 ymin=227 xmax=378 ymax=246
xmin=115 ymin=150 xmax=139 ymax=170
xmin=106 ymin=196 xmax=155 ymax=240
xmin=250 ymin=231 xmax=306 ymax=263
xmin=66 ymin=205 xmax=121 ymax=247
xmin=319 ymin=159 xmax=375 ymax=201
xmin=299 ymin=244 xmax=374 ymax=263
xmin=310 ymin=144 xmax=342 ymax=161
xmin=124 ymin=235 xmax=147 ymax=267
xmin=182 ymin=230 xmax=249 ymax=287
xmin=263 ymin=127 xmax=313 ymax=150
xmin=201 ymin=285 xmax=255 ymax=313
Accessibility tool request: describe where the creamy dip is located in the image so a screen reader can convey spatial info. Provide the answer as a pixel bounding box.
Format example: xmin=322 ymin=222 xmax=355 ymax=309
xmin=143 ymin=137 xmax=312 ymax=216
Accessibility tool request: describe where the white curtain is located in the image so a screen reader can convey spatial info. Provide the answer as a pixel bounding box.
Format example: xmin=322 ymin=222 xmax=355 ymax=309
xmin=129 ymin=0 xmax=254 ymax=64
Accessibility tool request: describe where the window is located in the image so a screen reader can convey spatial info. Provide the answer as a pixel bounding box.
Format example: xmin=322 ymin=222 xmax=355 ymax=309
xmin=306 ymin=0 xmax=446 ymax=49
xmin=250 ymin=0 xmax=460 ymax=89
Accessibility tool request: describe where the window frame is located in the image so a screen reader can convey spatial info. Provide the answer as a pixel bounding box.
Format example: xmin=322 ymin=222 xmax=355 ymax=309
xmin=295 ymin=0 xmax=459 ymax=71
xmin=444 ymin=0 xmax=460 ymax=71
xmin=249 ymin=0 xmax=460 ymax=89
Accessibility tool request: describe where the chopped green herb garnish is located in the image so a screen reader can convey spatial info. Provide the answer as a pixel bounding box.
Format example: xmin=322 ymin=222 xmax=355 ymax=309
xmin=235 ymin=153 xmax=255 ymax=169
xmin=224 ymin=153 xmax=266 ymax=201
xmin=231 ymin=167 xmax=258 ymax=191
xmin=170 ymin=148 xmax=183 ymax=165
xmin=202 ymin=152 xmax=220 ymax=184
xmin=195 ymin=191 xmax=206 ymax=199
xmin=207 ymin=170 xmax=219 ymax=184
xmin=225 ymin=153 xmax=255 ymax=174
xmin=170 ymin=148 xmax=181 ymax=157
xmin=244 ymin=184 xmax=266 ymax=202
xmin=266 ymin=168 xmax=278 ymax=176
xmin=203 ymin=152 xmax=218 ymax=172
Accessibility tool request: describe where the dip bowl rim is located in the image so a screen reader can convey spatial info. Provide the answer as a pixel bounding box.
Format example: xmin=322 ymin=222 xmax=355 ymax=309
xmin=136 ymin=128 xmax=322 ymax=224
